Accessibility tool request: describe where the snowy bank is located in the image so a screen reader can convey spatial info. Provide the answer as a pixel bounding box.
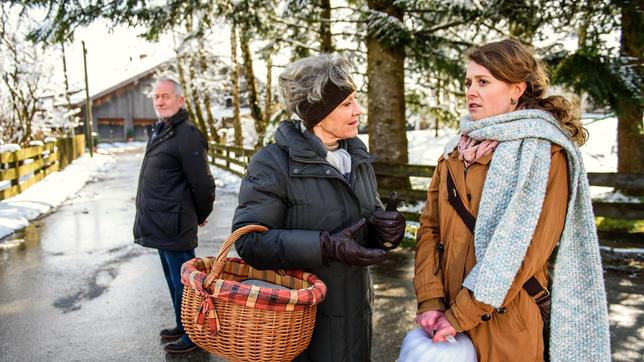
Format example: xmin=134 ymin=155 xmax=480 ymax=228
xmin=0 ymin=153 xmax=116 ymax=241
xmin=211 ymin=166 xmax=243 ymax=194
xmin=96 ymin=141 xmax=147 ymax=154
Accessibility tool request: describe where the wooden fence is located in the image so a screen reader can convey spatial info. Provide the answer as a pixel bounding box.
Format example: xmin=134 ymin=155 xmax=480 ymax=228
xmin=209 ymin=143 xmax=644 ymax=221
xmin=374 ymin=164 xmax=644 ymax=222
xmin=209 ymin=143 xmax=255 ymax=178
xmin=0 ymin=135 xmax=86 ymax=201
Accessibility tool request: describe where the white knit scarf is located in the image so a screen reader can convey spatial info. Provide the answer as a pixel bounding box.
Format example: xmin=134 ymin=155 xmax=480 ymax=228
xmin=455 ymin=109 xmax=610 ymax=362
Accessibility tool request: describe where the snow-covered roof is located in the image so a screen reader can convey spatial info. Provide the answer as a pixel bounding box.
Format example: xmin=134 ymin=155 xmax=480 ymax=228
xmin=72 ymin=58 xmax=170 ymax=106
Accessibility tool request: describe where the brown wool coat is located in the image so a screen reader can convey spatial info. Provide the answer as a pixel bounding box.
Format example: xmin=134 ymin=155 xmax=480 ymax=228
xmin=414 ymin=144 xmax=569 ymax=362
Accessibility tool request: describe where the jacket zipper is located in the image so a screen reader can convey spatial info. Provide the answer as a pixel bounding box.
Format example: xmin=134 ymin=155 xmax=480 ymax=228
xmin=291 ymin=156 xmax=364 ymax=216
xmin=293 ymin=153 xmax=371 ymax=354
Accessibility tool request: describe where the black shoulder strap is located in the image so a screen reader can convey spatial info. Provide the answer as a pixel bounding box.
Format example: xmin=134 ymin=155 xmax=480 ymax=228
xmin=444 ymin=169 xmax=549 ymax=306
xmin=446 ymin=170 xmax=476 ymax=234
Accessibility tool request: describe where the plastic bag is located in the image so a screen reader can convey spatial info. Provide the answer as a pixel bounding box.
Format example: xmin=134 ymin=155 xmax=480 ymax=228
xmin=398 ymin=327 xmax=477 ymax=362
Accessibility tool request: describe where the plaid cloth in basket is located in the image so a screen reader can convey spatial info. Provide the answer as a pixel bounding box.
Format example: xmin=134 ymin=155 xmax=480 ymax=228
xmin=181 ymin=257 xmax=327 ymax=335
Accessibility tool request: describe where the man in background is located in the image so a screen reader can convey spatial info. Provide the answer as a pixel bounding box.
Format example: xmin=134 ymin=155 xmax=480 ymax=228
xmin=133 ymin=77 xmax=215 ymax=354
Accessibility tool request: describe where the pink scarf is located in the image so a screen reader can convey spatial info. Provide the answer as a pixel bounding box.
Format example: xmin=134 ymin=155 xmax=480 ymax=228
xmin=458 ymin=134 xmax=499 ymax=167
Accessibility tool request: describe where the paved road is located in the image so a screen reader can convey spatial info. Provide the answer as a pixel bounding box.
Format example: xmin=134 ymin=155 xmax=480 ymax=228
xmin=0 ymin=149 xmax=641 ymax=361
xmin=0 ymin=150 xmax=232 ymax=361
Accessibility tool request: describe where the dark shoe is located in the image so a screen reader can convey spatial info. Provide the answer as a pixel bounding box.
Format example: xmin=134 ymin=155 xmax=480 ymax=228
xmin=164 ymin=339 xmax=198 ymax=354
xmin=159 ymin=327 xmax=182 ymax=341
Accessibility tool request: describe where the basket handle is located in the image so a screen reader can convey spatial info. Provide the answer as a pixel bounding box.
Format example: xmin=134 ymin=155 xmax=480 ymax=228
xmin=203 ymin=224 xmax=269 ymax=289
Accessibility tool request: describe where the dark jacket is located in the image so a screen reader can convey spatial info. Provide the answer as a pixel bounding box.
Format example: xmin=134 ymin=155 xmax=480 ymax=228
xmin=134 ymin=109 xmax=216 ymax=251
xmin=232 ymin=120 xmax=383 ymax=362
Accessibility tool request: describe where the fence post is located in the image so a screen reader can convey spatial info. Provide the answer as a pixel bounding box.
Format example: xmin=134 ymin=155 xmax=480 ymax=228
xmin=36 ymin=145 xmax=44 ymax=177
xmin=9 ymin=150 xmax=20 ymax=191
xmin=64 ymin=137 xmax=70 ymax=169
xmin=58 ymin=137 xmax=66 ymax=170
xmin=68 ymin=137 xmax=74 ymax=165
xmin=14 ymin=149 xmax=24 ymax=193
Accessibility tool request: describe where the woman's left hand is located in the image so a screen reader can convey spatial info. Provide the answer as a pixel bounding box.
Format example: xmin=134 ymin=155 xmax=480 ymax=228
xmin=368 ymin=210 xmax=406 ymax=250
xmin=431 ymin=316 xmax=457 ymax=343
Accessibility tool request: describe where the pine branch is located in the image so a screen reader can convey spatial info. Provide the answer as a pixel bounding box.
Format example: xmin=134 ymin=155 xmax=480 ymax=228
xmin=276 ymin=37 xmax=320 ymax=53
xmin=428 ymin=20 xmax=468 ymax=33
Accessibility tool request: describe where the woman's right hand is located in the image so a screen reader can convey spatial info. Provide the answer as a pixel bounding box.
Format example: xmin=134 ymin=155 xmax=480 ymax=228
xmin=415 ymin=310 xmax=445 ymax=336
xmin=320 ymin=218 xmax=387 ymax=266
xmin=432 ymin=316 xmax=457 ymax=343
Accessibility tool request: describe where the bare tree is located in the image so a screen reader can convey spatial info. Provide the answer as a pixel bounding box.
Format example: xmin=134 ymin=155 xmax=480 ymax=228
xmin=0 ymin=5 xmax=55 ymax=145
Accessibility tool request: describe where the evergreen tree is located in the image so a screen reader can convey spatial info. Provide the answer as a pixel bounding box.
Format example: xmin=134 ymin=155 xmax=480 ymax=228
xmin=543 ymin=0 xmax=643 ymax=191
xmin=365 ymin=0 xmax=409 ymax=189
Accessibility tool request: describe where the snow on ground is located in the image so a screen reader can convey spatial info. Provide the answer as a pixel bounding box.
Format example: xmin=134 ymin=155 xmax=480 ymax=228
xmin=0 ymin=152 xmax=116 ymax=240
xmin=358 ymin=127 xmax=456 ymax=165
xmin=580 ymin=115 xmax=618 ymax=172
xmin=211 ymin=166 xmax=243 ymax=194
xmin=96 ymin=141 xmax=147 ymax=154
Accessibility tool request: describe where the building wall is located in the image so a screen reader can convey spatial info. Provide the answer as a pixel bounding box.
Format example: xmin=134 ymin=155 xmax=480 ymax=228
xmin=89 ymin=76 xmax=158 ymax=142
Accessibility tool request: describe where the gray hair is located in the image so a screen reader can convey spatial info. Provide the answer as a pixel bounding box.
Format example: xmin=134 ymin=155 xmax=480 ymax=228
xmin=278 ymin=54 xmax=355 ymax=117
xmin=155 ymin=77 xmax=183 ymax=97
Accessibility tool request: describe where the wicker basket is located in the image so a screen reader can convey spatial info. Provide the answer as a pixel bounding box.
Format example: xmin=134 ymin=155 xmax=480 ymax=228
xmin=180 ymin=224 xmax=327 ymax=362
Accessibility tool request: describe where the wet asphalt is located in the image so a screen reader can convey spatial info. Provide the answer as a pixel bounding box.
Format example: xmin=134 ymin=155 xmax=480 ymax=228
xmin=0 ymin=150 xmax=231 ymax=362
xmin=0 ymin=149 xmax=641 ymax=362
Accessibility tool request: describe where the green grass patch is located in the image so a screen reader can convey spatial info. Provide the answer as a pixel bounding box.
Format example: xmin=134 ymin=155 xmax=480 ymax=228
xmin=400 ymin=217 xmax=644 ymax=249
xmin=595 ymin=217 xmax=644 ymax=233
xmin=401 ymin=223 xmax=419 ymax=248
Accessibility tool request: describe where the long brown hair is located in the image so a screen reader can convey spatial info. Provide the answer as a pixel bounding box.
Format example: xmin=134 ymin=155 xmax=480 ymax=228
xmin=468 ymin=39 xmax=587 ymax=146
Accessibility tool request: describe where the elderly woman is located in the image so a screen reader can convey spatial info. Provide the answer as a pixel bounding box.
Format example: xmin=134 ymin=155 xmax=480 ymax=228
xmin=232 ymin=53 xmax=406 ymax=361
xmin=411 ymin=39 xmax=610 ymax=361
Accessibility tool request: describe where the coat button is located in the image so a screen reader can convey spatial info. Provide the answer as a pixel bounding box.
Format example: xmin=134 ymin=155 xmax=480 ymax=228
xmin=481 ymin=314 xmax=492 ymax=321
xmin=293 ymin=168 xmax=299 ymax=174
xmin=325 ymin=169 xmax=330 ymax=175
xmin=495 ymin=307 xmax=506 ymax=314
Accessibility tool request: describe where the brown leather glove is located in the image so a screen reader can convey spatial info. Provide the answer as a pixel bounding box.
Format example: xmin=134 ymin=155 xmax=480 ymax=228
xmin=320 ymin=218 xmax=387 ymax=267
xmin=368 ymin=210 xmax=406 ymax=250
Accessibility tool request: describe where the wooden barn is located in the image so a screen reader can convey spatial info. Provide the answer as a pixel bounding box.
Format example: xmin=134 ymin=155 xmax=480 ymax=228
xmin=76 ymin=64 xmax=160 ymax=142
xmin=75 ymin=60 xmax=259 ymax=143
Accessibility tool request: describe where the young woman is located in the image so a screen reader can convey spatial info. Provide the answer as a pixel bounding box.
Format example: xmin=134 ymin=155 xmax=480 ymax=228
xmin=413 ymin=39 xmax=610 ymax=361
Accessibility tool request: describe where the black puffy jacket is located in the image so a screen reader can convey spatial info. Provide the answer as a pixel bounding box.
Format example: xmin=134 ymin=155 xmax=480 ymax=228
xmin=233 ymin=120 xmax=384 ymax=361
xmin=134 ymin=109 xmax=216 ymax=251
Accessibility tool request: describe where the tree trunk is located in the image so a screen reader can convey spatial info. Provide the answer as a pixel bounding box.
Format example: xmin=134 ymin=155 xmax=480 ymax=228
xmin=184 ymin=18 xmax=208 ymax=137
xmin=319 ymin=0 xmax=333 ymax=52
xmin=367 ymin=0 xmax=409 ymax=190
xmin=197 ymin=38 xmax=219 ymax=142
xmin=434 ymin=77 xmax=441 ymax=137
xmin=263 ymin=55 xmax=273 ymax=136
xmin=175 ymin=53 xmax=196 ymax=122
xmin=616 ymin=0 xmax=644 ymax=195
xmin=187 ymin=54 xmax=209 ymax=137
xmin=231 ymin=24 xmax=243 ymax=147
xmin=172 ymin=31 xmax=197 ymax=123
xmin=61 ymin=44 xmax=75 ymax=137
xmin=239 ymin=29 xmax=265 ymax=149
